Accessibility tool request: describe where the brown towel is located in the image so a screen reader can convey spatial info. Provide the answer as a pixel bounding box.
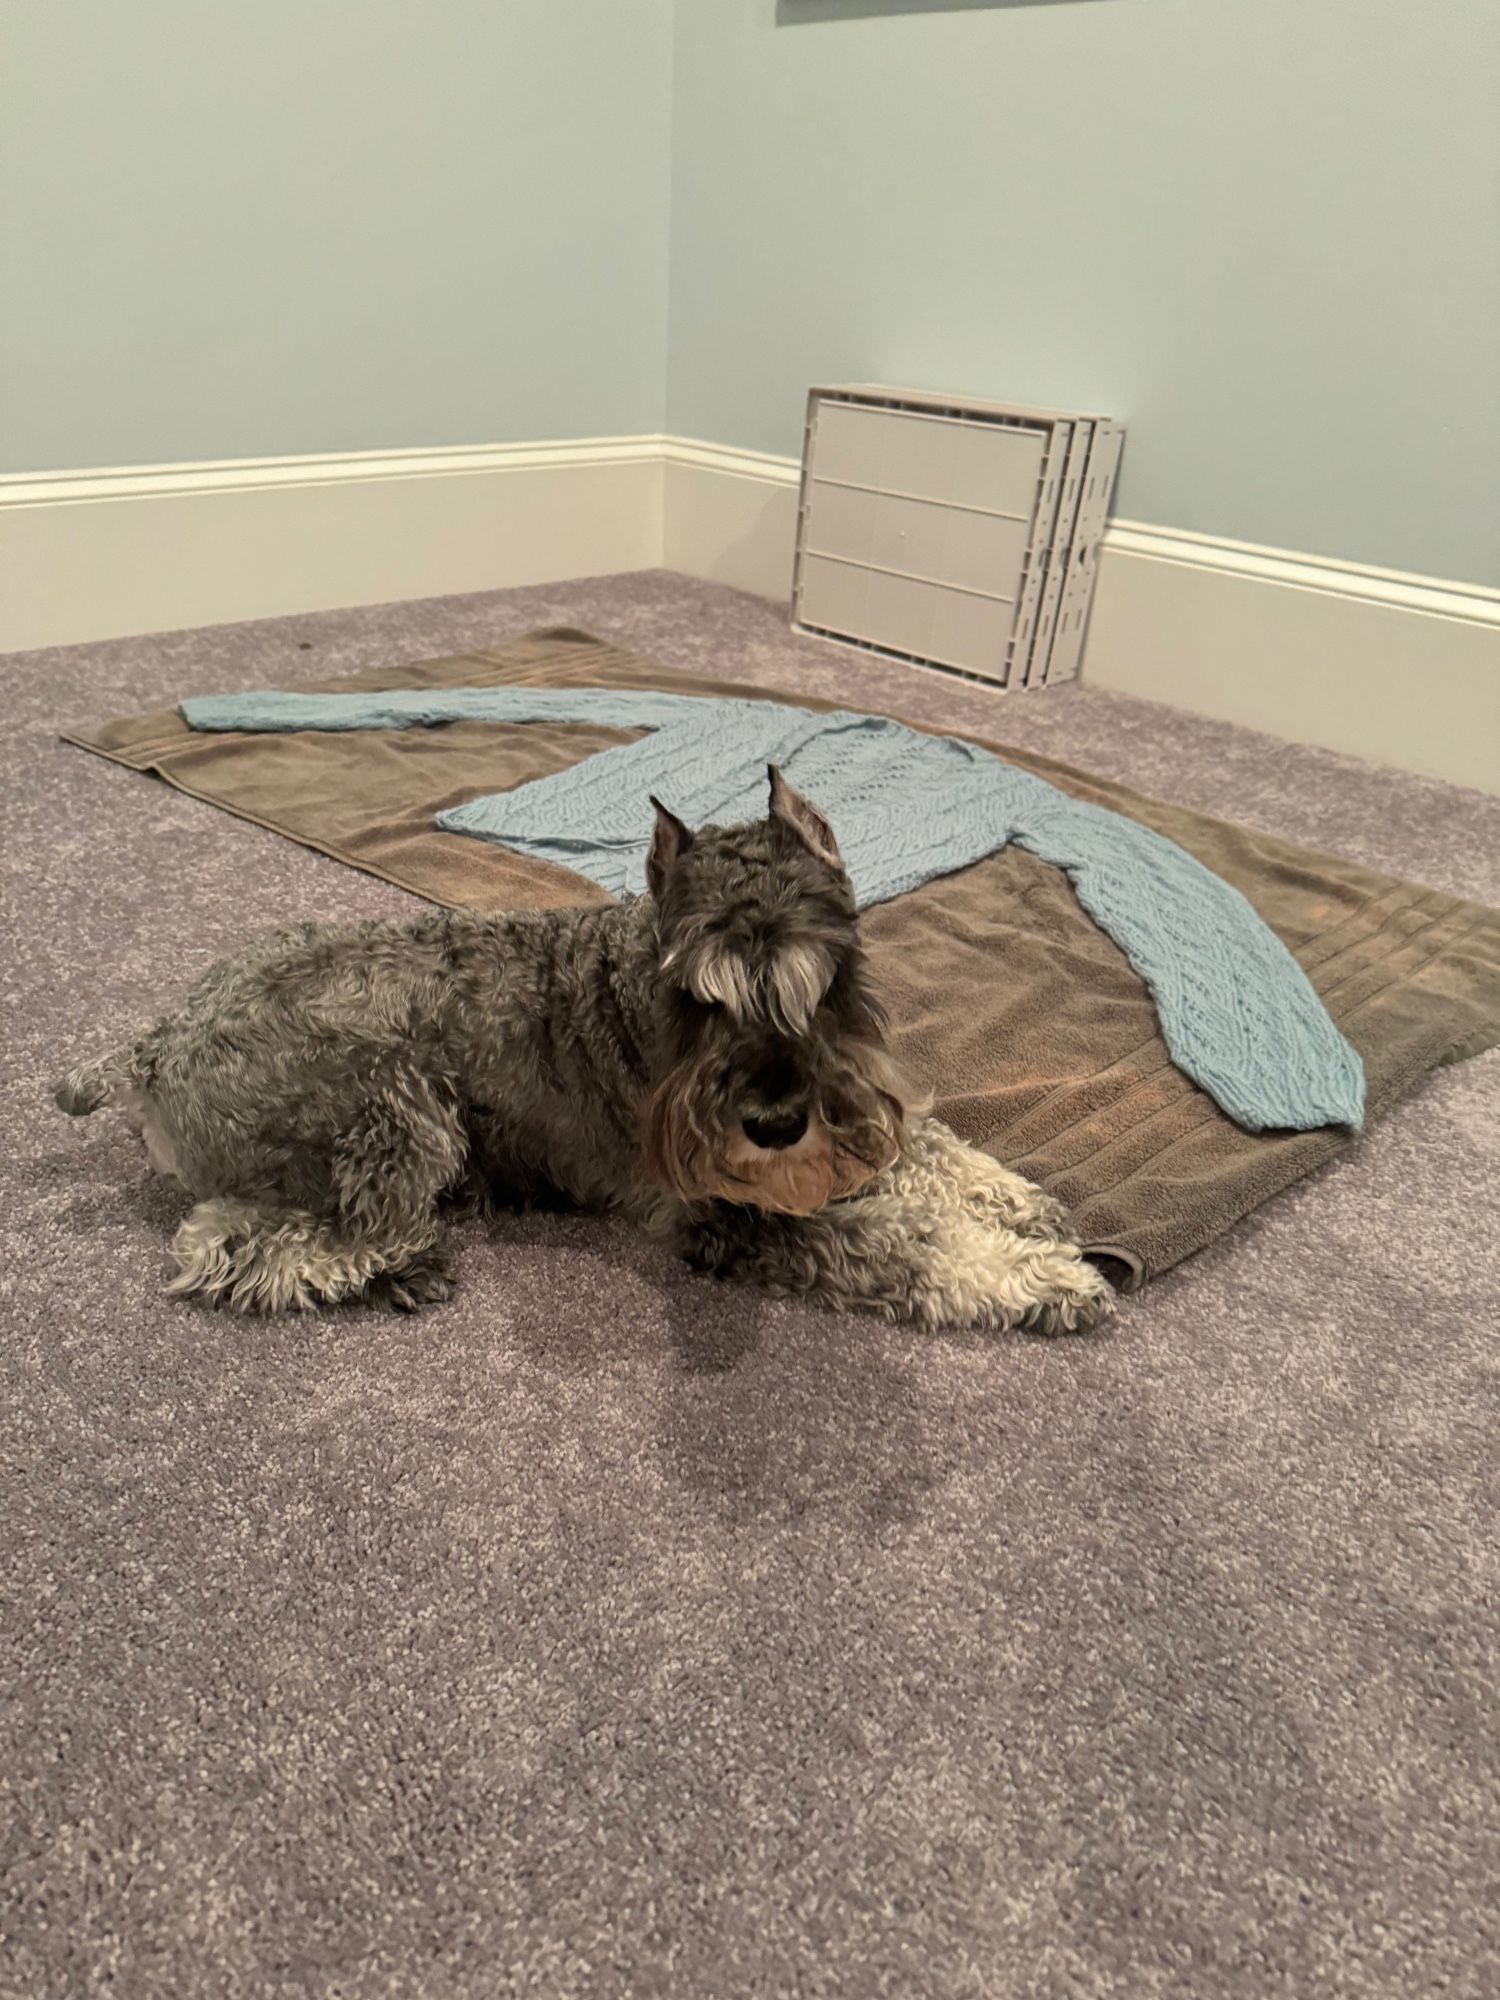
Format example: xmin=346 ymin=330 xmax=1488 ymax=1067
xmin=66 ymin=628 xmax=1500 ymax=1288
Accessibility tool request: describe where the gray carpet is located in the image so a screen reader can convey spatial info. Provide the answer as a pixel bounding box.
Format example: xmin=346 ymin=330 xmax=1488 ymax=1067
xmin=4 ymin=571 xmax=1497 ymax=2000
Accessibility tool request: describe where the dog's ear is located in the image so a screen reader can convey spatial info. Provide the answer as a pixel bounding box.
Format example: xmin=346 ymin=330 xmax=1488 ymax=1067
xmin=647 ymin=796 xmax=694 ymax=897
xmin=767 ymin=765 xmax=843 ymax=873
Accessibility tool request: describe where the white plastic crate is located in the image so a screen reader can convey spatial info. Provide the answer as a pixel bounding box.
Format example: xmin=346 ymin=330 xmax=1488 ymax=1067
xmin=792 ymin=385 xmax=1124 ymax=689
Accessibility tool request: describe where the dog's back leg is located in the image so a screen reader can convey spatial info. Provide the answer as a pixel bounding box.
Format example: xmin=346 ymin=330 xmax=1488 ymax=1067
xmin=167 ymin=1198 xmax=400 ymax=1313
xmin=54 ymin=1042 xmax=151 ymax=1116
xmin=168 ymin=1068 xmax=467 ymax=1313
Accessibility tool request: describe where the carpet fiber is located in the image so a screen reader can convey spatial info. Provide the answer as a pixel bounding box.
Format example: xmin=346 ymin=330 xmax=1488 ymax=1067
xmin=4 ymin=573 xmax=1497 ymax=1999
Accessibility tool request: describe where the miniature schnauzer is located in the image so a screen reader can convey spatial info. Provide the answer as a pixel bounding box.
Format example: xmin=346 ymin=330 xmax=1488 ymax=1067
xmin=55 ymin=769 xmax=1113 ymax=1333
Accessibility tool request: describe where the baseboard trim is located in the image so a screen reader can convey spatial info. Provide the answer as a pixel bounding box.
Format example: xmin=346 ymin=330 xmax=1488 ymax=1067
xmin=0 ymin=438 xmax=665 ymax=653
xmin=659 ymin=436 xmax=801 ymax=600
xmin=0 ymin=435 xmax=663 ymax=508
xmin=1083 ymin=527 xmax=1499 ymax=791
xmin=1102 ymin=522 xmax=1500 ymax=631
xmin=659 ymin=436 xmax=800 ymax=486
xmin=5 ymin=433 xmax=1495 ymax=789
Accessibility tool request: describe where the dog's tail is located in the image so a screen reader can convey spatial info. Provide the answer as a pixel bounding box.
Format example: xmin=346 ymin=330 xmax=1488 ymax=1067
xmin=53 ymin=1045 xmax=149 ymax=1116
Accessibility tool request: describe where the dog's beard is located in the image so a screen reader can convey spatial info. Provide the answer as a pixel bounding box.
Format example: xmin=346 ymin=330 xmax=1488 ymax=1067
xmin=642 ymin=1039 xmax=907 ymax=1215
xmin=718 ymin=1112 xmax=856 ymax=1215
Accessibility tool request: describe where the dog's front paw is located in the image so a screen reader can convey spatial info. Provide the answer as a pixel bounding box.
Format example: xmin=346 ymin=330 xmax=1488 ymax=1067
xmin=916 ymin=1220 xmax=1116 ymax=1336
xmin=680 ymin=1213 xmax=739 ymax=1278
xmin=1015 ymin=1246 xmax=1116 ymax=1335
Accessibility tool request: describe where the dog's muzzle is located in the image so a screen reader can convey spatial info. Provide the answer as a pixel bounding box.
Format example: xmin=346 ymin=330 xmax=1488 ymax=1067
xmin=643 ymin=1042 xmax=907 ymax=1216
xmin=719 ymin=1110 xmax=848 ymax=1215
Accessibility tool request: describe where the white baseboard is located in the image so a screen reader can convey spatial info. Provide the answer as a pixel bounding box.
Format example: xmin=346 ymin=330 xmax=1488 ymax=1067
xmin=5 ymin=432 xmax=1496 ymax=791
xmin=661 ymin=439 xmax=801 ymax=598
xmin=1083 ymin=527 xmax=1500 ymax=792
xmin=0 ymin=439 xmax=663 ymax=654
xmin=659 ymin=440 xmax=1500 ymax=794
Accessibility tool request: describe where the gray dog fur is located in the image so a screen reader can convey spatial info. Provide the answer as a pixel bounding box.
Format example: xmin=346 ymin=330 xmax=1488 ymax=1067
xmin=54 ymin=771 xmax=1113 ymax=1334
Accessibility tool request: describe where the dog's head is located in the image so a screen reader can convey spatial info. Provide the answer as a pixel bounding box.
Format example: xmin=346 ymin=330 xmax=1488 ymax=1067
xmin=641 ymin=766 xmax=909 ymax=1214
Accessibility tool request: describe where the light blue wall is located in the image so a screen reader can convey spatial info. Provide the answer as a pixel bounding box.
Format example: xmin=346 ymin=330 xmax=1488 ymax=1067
xmin=6 ymin=1 xmax=1497 ymax=585
xmin=0 ymin=0 xmax=673 ymax=470
xmin=668 ymin=1 xmax=1500 ymax=585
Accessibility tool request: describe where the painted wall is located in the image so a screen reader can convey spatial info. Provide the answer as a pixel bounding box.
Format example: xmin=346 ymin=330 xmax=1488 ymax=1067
xmin=668 ymin=1 xmax=1500 ymax=586
xmin=0 ymin=0 xmax=673 ymax=470
xmin=5 ymin=0 xmax=1496 ymax=589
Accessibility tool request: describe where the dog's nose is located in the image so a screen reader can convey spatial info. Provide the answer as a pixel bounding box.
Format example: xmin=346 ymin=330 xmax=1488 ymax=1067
xmin=743 ymin=1106 xmax=809 ymax=1151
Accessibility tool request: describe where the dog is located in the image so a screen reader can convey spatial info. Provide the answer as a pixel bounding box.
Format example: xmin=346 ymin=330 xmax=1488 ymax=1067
xmin=54 ymin=767 xmax=1114 ymax=1333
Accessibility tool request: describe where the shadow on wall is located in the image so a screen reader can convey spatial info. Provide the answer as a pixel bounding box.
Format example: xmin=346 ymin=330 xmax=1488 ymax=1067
xmin=776 ymin=0 xmax=1112 ymax=22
